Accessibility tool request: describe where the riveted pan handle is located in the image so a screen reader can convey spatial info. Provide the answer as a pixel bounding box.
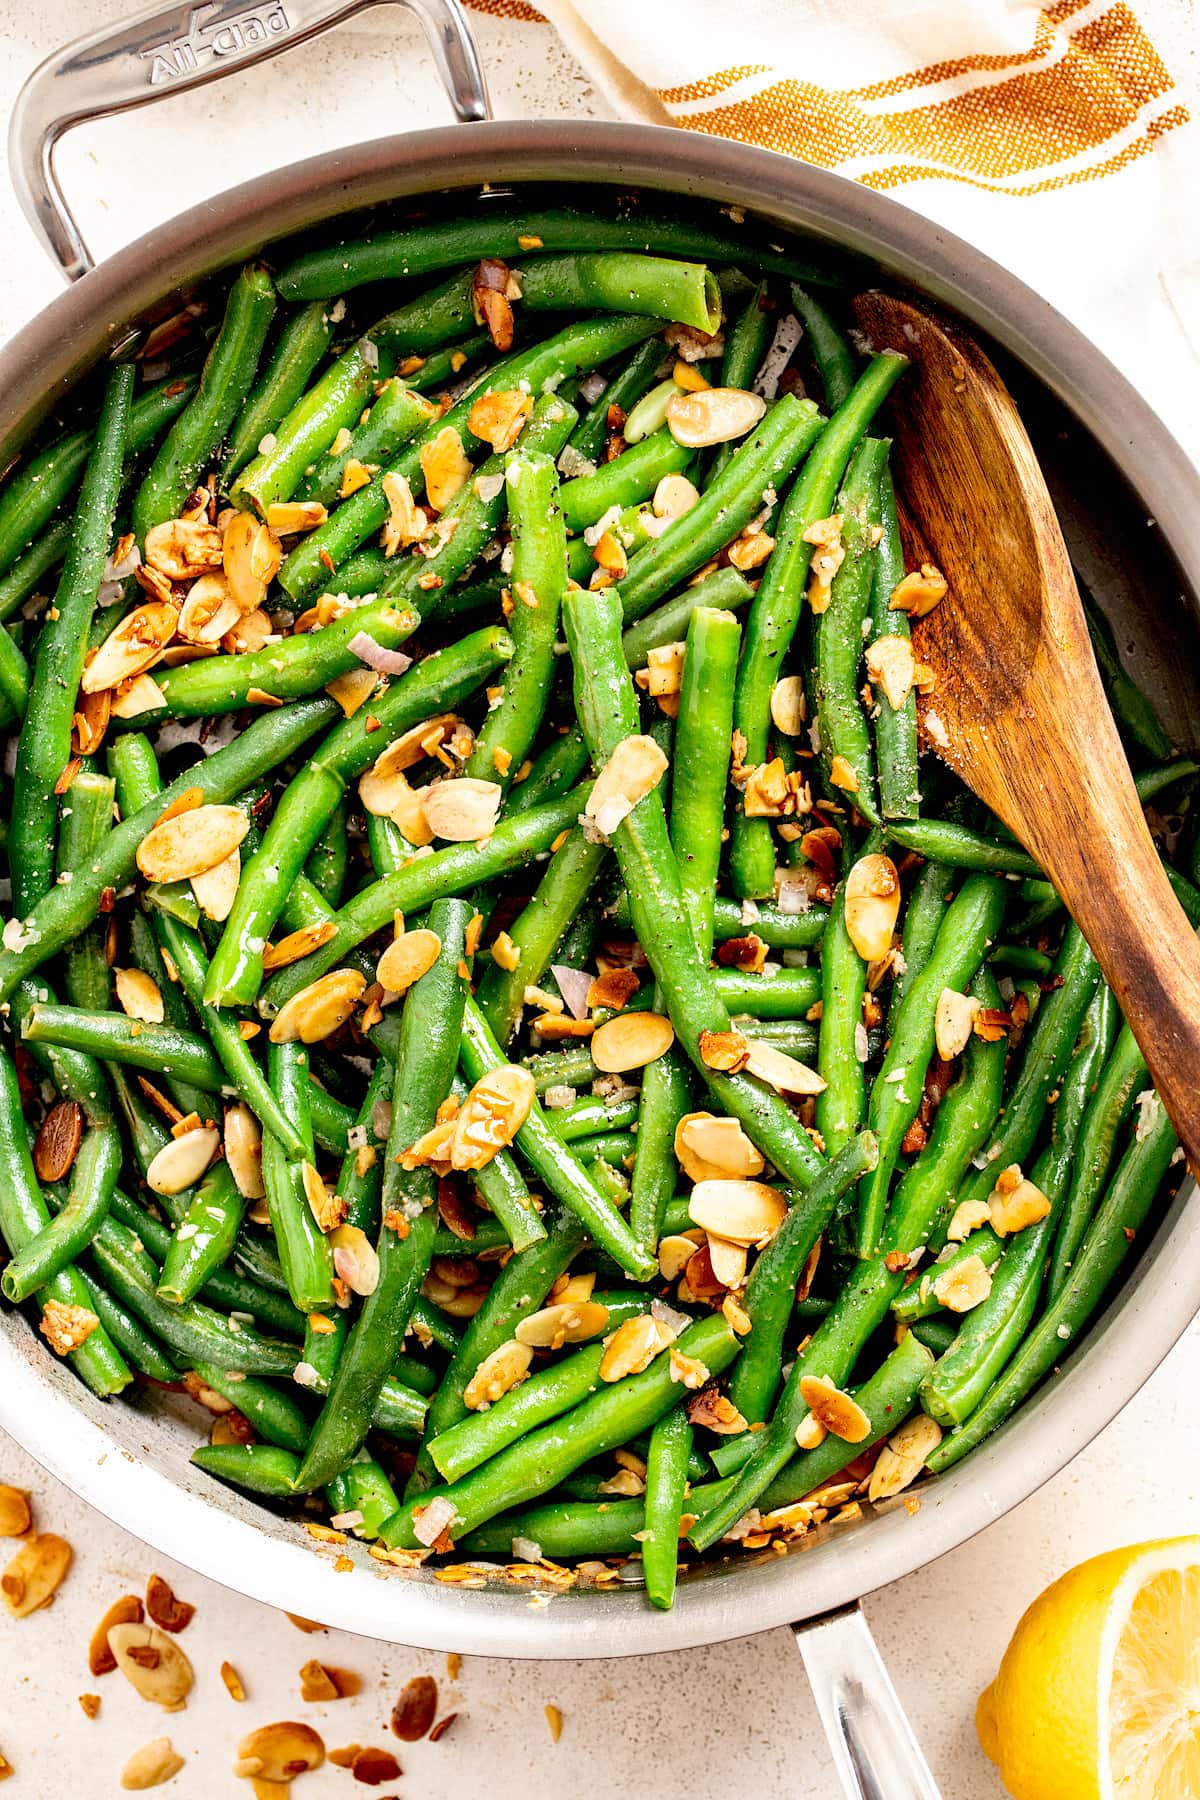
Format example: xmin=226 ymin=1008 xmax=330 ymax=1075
xmin=8 ymin=0 xmax=491 ymax=283
xmin=792 ymin=1604 xmax=944 ymax=1800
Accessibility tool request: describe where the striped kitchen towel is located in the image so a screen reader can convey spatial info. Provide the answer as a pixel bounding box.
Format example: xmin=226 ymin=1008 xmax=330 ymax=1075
xmin=465 ymin=0 xmax=1200 ymax=465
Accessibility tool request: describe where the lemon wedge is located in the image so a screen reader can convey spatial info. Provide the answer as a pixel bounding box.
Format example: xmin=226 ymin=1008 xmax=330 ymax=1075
xmin=978 ymin=1537 xmax=1200 ymax=1799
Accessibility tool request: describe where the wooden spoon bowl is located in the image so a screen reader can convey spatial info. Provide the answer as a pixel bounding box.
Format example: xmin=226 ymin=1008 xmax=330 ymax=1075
xmin=852 ymin=289 xmax=1200 ymax=1173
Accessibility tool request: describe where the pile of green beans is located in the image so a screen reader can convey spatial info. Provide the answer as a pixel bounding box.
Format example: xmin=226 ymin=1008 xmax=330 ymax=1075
xmin=0 ymin=193 xmax=1189 ymax=1612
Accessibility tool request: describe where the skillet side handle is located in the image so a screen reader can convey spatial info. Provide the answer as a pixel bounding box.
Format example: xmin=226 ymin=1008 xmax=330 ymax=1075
xmin=7 ymin=0 xmax=491 ymax=284
xmin=791 ymin=1604 xmax=944 ymax=1800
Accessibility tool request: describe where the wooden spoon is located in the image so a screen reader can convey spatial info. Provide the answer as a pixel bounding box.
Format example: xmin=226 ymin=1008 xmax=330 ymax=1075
xmin=851 ymin=289 xmax=1200 ymax=1172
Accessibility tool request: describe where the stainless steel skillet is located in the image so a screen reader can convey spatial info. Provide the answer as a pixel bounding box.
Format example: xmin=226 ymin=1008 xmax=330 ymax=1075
xmin=2 ymin=5 xmax=1199 ymax=1795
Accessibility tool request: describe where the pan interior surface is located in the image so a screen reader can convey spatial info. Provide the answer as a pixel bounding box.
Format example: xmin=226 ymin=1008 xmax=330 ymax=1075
xmin=0 ymin=130 xmax=1197 ymax=1657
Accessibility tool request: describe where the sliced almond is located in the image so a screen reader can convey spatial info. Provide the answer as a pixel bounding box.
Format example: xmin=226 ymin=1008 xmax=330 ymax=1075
xmin=658 ymin=1233 xmax=704 ymax=1281
xmin=0 ymin=1487 xmax=31 ymax=1539
xmin=1 ymin=1532 xmax=72 ymax=1616
xmin=120 ymin=1736 xmax=185 ymax=1790
xmin=224 ymin=1103 xmax=265 ymax=1201
xmin=697 ymin=1028 xmax=750 ymax=1073
xmin=599 ymin=1314 xmax=673 ymax=1382
xmin=463 ymin=1339 xmax=533 ymax=1410
xmin=665 ymin=387 xmax=766 ymax=448
xmin=935 ymin=987 xmax=981 ymax=1060
xmin=269 ymin=969 xmax=367 ymax=1044
xmin=72 ymin=683 xmax=112 ymax=756
xmin=867 ymin=1413 xmax=943 ymax=1502
xmin=391 ymin=1673 xmax=438 ymax=1742
xmin=302 ymin=1162 xmax=346 ymax=1234
xmin=743 ymin=1040 xmax=826 ymax=1096
xmin=864 ymin=635 xmax=917 ymax=710
xmin=514 ymin=1301 xmax=610 ymax=1350
xmin=89 ymin=1595 xmax=143 ymax=1675
xmin=468 ymin=389 xmax=532 ymax=453
xmin=326 ymin=667 xmax=379 ymax=718
xmin=705 ymin=1233 xmax=748 ymax=1288
xmin=144 ymin=1575 xmax=194 ymax=1635
xmin=358 ymin=713 xmax=460 ymax=809
xmin=769 ymin=675 xmax=807 ymax=736
xmin=946 ymin=1198 xmax=991 ymax=1243
xmin=590 ymin=1011 xmax=674 ymax=1073
xmin=146 ymin=1127 xmax=218 ymax=1196
xmin=223 ymin=511 xmax=282 ymax=615
xmin=639 ymin=641 xmax=685 ymax=700
xmin=688 ymin=1178 xmax=787 ymax=1247
xmin=376 ymin=928 xmax=442 ymax=995
xmin=177 ymin=572 xmax=241 ymax=646
xmin=112 ymin=674 xmax=168 ymax=719
xmin=932 ymin=1253 xmax=993 ymax=1312
xmin=33 ymin=1100 xmax=84 ymax=1184
xmin=584 ymin=735 xmax=668 ymax=839
xmin=107 ymin=1622 xmax=194 ymax=1710
xmin=420 ymin=426 xmax=472 ymax=512
xmin=265 ymin=501 xmax=328 ymax=535
xmin=115 ymin=967 xmax=165 ymax=1024
xmin=652 ymin=473 xmax=700 ymax=521
xmin=190 ymin=848 xmax=240 ymax=922
xmin=38 ymin=1300 xmax=99 ymax=1356
xmin=261 ymin=921 xmax=338 ymax=971
xmin=234 ymin=1721 xmax=325 ymax=1783
xmin=83 ymin=602 xmax=179 ymax=693
xmin=421 ymin=778 xmax=502 ymax=843
xmin=145 ymin=518 xmax=222 ymax=580
xmin=843 ymin=853 xmax=901 ymax=963
xmin=674 ymin=1112 xmax=764 ymax=1183
xmin=136 ymin=805 xmax=248 ymax=884
xmin=889 ymin=563 xmax=947 ymax=619
xmin=381 ymin=472 xmax=428 ymax=553
xmin=330 ymin=1224 xmax=380 ymax=1297
xmin=798 ymin=1375 xmax=871 ymax=1443
xmin=989 ymin=1174 xmax=1052 ymax=1236
xmin=794 ymin=1413 xmax=827 ymax=1451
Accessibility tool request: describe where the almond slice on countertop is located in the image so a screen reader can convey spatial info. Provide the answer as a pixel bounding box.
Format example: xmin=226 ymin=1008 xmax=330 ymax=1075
xmin=114 ymin=967 xmax=165 ymax=1024
xmin=82 ymin=602 xmax=179 ymax=693
xmin=0 ymin=1487 xmax=31 ymax=1539
xmin=223 ymin=511 xmax=282 ymax=614
xmin=687 ymin=1177 xmax=787 ymax=1247
xmin=144 ymin=1575 xmax=195 ymax=1635
xmin=674 ymin=1112 xmax=764 ymax=1183
xmin=269 ymin=969 xmax=368 ymax=1045
xmin=665 ymin=387 xmax=766 ymax=448
xmin=584 ymin=735 xmax=668 ymax=839
xmin=106 ymin=1622 xmax=195 ymax=1710
xmin=146 ymin=1126 xmax=219 ymax=1196
xmin=89 ymin=1595 xmax=144 ymax=1675
xmin=234 ymin=1720 xmax=325 ymax=1783
xmin=1 ymin=1532 xmax=72 ymax=1617
xmin=590 ymin=1010 xmax=674 ymax=1073
xmin=743 ymin=1040 xmax=826 ymax=1096
xmin=843 ymin=852 xmax=901 ymax=963
xmin=224 ymin=1103 xmax=265 ymax=1201
xmin=376 ymin=928 xmax=442 ymax=995
xmin=391 ymin=1674 xmax=439 ymax=1742
xmin=136 ymin=805 xmax=248 ymax=884
xmin=190 ymin=848 xmax=240 ymax=923
xmin=798 ymin=1375 xmax=872 ymax=1444
xmin=514 ymin=1301 xmax=610 ymax=1350
xmin=119 ymin=1736 xmax=185 ymax=1791
xmin=421 ymin=777 xmax=502 ymax=843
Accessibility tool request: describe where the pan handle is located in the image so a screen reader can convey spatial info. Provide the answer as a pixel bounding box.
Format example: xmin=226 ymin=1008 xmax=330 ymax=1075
xmin=8 ymin=0 xmax=491 ymax=284
xmin=791 ymin=1603 xmax=944 ymax=1800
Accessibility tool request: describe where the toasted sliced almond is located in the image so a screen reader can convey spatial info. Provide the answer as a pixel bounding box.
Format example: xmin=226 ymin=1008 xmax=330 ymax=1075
xmin=235 ymin=1721 xmax=325 ymax=1782
xmin=584 ymin=735 xmax=668 ymax=839
xmin=794 ymin=1413 xmax=827 ymax=1451
xmin=39 ymin=1300 xmax=99 ymax=1356
xmin=798 ymin=1375 xmax=871 ymax=1443
xmin=0 ymin=1488 xmax=31 ymax=1539
xmin=666 ymin=387 xmax=766 ymax=448
xmin=261 ymin=921 xmax=338 ymax=971
xmin=269 ymin=969 xmax=367 ymax=1045
xmin=146 ymin=1127 xmax=218 ymax=1196
xmin=90 ymin=1595 xmax=143 ymax=1674
xmin=325 ymin=667 xmax=378 ymax=718
xmin=144 ymin=1575 xmax=194 ymax=1635
xmin=358 ymin=713 xmax=459 ymax=807
xmin=932 ymin=1253 xmax=993 ymax=1312
xmin=120 ymin=1736 xmax=185 ymax=1790
xmin=696 ymin=1029 xmax=750 ymax=1073
xmin=420 ymin=426 xmax=472 ymax=512
xmin=769 ymin=675 xmax=807 ymax=735
xmin=136 ymin=805 xmax=248 ymax=884
xmin=72 ymin=683 xmax=112 ymax=755
xmin=112 ymin=674 xmax=168 ymax=719
xmin=674 ymin=1112 xmax=764 ymax=1183
xmin=107 ymin=1623 xmax=194 ymax=1710
xmin=652 ymin=473 xmax=700 ymax=521
xmin=33 ymin=1100 xmax=83 ymax=1184
xmin=469 ymin=390 xmax=532 ymax=452
xmin=865 ymin=635 xmax=917 ymax=710
xmin=705 ymin=1233 xmax=747 ymax=1288
xmin=688 ymin=1178 xmax=787 ymax=1247
xmin=302 ymin=1162 xmax=346 ymax=1234
xmin=934 ymin=987 xmax=981 ymax=1060
xmin=989 ymin=1174 xmax=1052 ymax=1236
xmin=744 ymin=1040 xmax=825 ymax=1096
xmin=191 ymin=848 xmax=240 ymax=922
xmin=220 ymin=1661 xmax=245 ymax=1702
xmin=1 ymin=1532 xmax=71 ymax=1616
xmin=514 ymin=1301 xmax=610 ymax=1350
xmin=640 ymin=641 xmax=685 ymax=700
xmin=421 ymin=778 xmax=501 ymax=843
xmin=844 ymin=853 xmax=901 ymax=963
xmin=889 ymin=563 xmax=947 ymax=618
xmin=590 ymin=1011 xmax=674 ymax=1073
xmin=115 ymin=967 xmax=165 ymax=1024
xmin=224 ymin=1103 xmax=265 ymax=1201
xmin=330 ymin=1224 xmax=380 ymax=1297
xmin=223 ymin=511 xmax=282 ymax=614
xmin=867 ymin=1413 xmax=943 ymax=1502
xmin=658 ymin=1233 xmax=704 ymax=1281
xmin=946 ymin=1198 xmax=991 ymax=1243
xmin=177 ymin=572 xmax=240 ymax=645
xmin=464 ymin=1339 xmax=533 ymax=1410
xmin=265 ymin=501 xmax=328 ymax=535
xmin=83 ymin=602 xmax=179 ymax=693
xmin=599 ymin=1314 xmax=673 ymax=1382
xmin=145 ymin=518 xmax=222 ymax=580
xmin=376 ymin=928 xmax=442 ymax=994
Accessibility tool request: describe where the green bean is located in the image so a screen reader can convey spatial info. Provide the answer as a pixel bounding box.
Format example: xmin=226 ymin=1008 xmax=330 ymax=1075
xmin=275 ymin=206 xmax=834 ymax=300
xmin=263 ymin=1041 xmax=334 ymax=1312
xmin=192 ymin=1361 xmax=310 ymax=1453
xmin=1047 ymin=1019 xmax=1148 ymax=1299
xmin=617 ymin=396 xmax=824 ymax=624
xmin=620 ymin=566 xmax=752 ymax=669
xmin=191 ymin=1442 xmax=301 ymax=1496
xmin=221 ymin=301 xmax=335 ymax=483
xmin=813 ymin=437 xmax=886 ymax=816
xmin=295 ymin=899 xmax=470 ymax=1492
xmin=927 ymin=1096 xmax=1178 ymax=1471
xmin=569 ymin=339 xmax=665 ymax=464
xmin=548 ymin=1095 xmax=640 ymax=1141
xmin=304 ymin=798 xmax=349 ymax=908
xmin=10 ymin=365 xmax=133 ymax=914
xmin=671 ymin=606 xmax=741 ymax=959
xmin=292 ymin=1314 xmax=428 ymax=1441
xmin=0 ymin=518 xmax=71 ymax=625
xmin=157 ymin=1163 xmax=247 ymax=1307
xmin=857 ymin=873 xmax=1006 ymax=1255
xmin=729 ymin=354 xmax=907 ymax=898
xmin=296 ymin=377 xmax=437 ymax=508
xmin=133 ymin=266 xmax=276 ymax=538
xmin=55 ymin=771 xmax=115 ymax=1015
xmin=230 ymin=342 xmax=377 ymax=515
xmin=476 ymin=830 xmax=607 ymax=1047
xmin=707 ymin=279 xmax=774 ymax=485
xmin=205 ymin=624 xmax=511 ymax=1005
xmin=258 ymin=786 xmax=587 ymax=1016
xmin=380 ymin=1313 xmax=738 ymax=1548
xmin=817 ymin=832 xmax=881 ymax=1157
xmin=789 ymin=285 xmax=857 ymax=410
xmin=430 ymin=1337 xmax=613 ymax=1484
xmin=20 ymin=1004 xmax=227 ymax=1089
xmin=326 ymin=1456 xmax=401 ymax=1537
xmin=989 ymin=943 xmax=1054 ymax=976
xmin=107 ymin=1184 xmax=302 ymax=1335
xmin=1080 ymin=587 xmax=1173 ymax=764
xmin=1133 ymin=758 xmax=1199 ymax=805
xmin=1 ymin=1125 xmax=121 ymax=1303
xmin=643 ymin=1408 xmax=693 ymax=1610
xmin=336 ymin=1058 xmax=392 ymax=1235
xmin=365 ymin=272 xmax=481 ymax=356
xmin=76 ymin=1269 xmax=178 ymax=1383
xmin=884 ymin=819 xmax=1042 ymax=877
xmin=521 ymin=253 xmax=721 ymax=332
xmin=888 ymin=859 xmax=951 ymax=1028
xmin=0 ymin=624 xmax=29 ymax=720
xmin=608 ymin=888 xmax=830 ymax=951
xmin=867 ymin=464 xmax=920 ymax=817
xmin=559 ymin=430 xmax=693 ymax=534
xmin=522 ymin=1044 xmax=603 ymax=1096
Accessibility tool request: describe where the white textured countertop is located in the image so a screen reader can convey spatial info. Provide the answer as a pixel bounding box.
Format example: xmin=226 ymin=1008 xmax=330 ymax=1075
xmin=1 ymin=5 xmax=1199 ymax=1796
